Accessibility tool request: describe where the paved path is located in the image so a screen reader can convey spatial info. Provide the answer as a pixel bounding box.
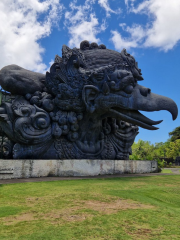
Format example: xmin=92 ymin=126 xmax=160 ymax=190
xmin=0 ymin=171 xmax=179 ymax=185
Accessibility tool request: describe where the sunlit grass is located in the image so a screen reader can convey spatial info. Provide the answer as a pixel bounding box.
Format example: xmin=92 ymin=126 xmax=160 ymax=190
xmin=161 ymin=169 xmax=173 ymax=173
xmin=0 ymin=175 xmax=180 ymax=240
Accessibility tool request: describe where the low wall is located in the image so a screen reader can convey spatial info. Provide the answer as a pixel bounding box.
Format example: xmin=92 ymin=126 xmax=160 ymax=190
xmin=0 ymin=160 xmax=158 ymax=179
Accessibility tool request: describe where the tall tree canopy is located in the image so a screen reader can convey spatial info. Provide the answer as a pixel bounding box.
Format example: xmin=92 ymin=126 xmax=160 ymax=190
xmin=169 ymin=126 xmax=180 ymax=142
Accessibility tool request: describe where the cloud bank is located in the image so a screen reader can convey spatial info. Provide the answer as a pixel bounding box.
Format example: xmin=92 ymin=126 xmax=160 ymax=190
xmin=64 ymin=0 xmax=107 ymax=48
xmin=1 ymin=0 xmax=180 ymax=74
xmin=0 ymin=0 xmax=63 ymax=73
xmin=111 ymin=0 xmax=180 ymax=51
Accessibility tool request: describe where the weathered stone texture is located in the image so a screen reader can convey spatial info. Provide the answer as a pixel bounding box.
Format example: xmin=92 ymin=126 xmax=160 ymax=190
xmin=0 ymin=160 xmax=158 ymax=179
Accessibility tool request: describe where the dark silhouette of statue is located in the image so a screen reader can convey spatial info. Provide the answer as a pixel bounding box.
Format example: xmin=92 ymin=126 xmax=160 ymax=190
xmin=0 ymin=40 xmax=178 ymax=159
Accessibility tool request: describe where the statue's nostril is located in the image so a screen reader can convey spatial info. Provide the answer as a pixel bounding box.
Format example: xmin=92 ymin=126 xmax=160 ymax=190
xmin=140 ymin=87 xmax=150 ymax=97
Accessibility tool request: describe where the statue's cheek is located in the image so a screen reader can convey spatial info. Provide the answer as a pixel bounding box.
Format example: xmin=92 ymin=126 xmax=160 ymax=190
xmin=13 ymin=112 xmax=51 ymax=145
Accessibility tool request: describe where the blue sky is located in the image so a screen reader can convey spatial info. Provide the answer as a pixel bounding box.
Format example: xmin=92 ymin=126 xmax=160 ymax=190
xmin=0 ymin=0 xmax=180 ymax=144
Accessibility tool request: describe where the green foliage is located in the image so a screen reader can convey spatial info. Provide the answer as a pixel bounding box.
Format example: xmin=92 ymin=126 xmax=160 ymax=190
xmin=130 ymin=139 xmax=168 ymax=161
xmin=130 ymin=126 xmax=180 ymax=163
xmin=131 ymin=139 xmax=180 ymax=160
xmin=166 ymin=139 xmax=180 ymax=159
xmin=157 ymin=159 xmax=166 ymax=168
xmin=169 ymin=126 xmax=180 ymax=142
xmin=129 ymin=139 xmax=154 ymax=160
xmin=130 ymin=137 xmax=180 ymax=168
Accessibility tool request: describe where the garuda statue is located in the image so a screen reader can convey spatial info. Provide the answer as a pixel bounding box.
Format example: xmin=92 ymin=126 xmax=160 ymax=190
xmin=0 ymin=40 xmax=178 ymax=159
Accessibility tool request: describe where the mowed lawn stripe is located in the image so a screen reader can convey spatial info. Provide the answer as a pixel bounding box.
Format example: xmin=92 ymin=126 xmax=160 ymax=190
xmin=0 ymin=175 xmax=180 ymax=240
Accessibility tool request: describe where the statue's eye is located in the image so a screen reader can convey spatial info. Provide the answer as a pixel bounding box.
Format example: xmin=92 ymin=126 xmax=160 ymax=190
xmin=21 ymin=107 xmax=30 ymax=116
xmin=124 ymin=85 xmax=134 ymax=94
xmin=37 ymin=118 xmax=47 ymax=128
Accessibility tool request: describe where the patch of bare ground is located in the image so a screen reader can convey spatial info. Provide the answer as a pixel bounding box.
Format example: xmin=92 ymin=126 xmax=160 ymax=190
xmin=123 ymin=223 xmax=153 ymax=240
xmin=157 ymin=184 xmax=175 ymax=187
xmin=129 ymin=228 xmax=152 ymax=240
xmin=84 ymin=199 xmax=154 ymax=214
xmin=42 ymin=208 xmax=92 ymax=223
xmin=26 ymin=196 xmax=55 ymax=207
xmin=2 ymin=199 xmax=154 ymax=225
xmin=125 ymin=225 xmax=164 ymax=240
xmin=3 ymin=213 xmax=35 ymax=225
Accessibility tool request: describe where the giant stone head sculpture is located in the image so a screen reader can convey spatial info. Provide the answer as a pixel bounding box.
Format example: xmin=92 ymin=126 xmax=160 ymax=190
xmin=0 ymin=40 xmax=178 ymax=159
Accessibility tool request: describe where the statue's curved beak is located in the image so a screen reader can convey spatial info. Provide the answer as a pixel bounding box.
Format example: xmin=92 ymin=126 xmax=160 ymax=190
xmin=132 ymin=84 xmax=178 ymax=121
xmin=105 ymin=84 xmax=178 ymax=130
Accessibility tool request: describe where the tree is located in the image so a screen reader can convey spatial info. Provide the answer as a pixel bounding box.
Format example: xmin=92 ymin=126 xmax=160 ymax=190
xmin=169 ymin=126 xmax=180 ymax=142
xmin=166 ymin=139 xmax=180 ymax=159
xmin=130 ymin=133 xmax=180 ymax=162
xmin=130 ymin=140 xmax=171 ymax=161
xmin=130 ymin=139 xmax=155 ymax=160
xmin=153 ymin=141 xmax=171 ymax=159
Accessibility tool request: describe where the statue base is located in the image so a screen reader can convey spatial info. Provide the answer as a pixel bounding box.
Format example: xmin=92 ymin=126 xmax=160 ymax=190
xmin=0 ymin=160 xmax=158 ymax=179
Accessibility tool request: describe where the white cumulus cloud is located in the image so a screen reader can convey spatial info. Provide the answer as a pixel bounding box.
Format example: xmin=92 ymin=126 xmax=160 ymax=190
xmin=111 ymin=30 xmax=137 ymax=50
xmin=0 ymin=0 xmax=63 ymax=73
xmin=113 ymin=0 xmax=180 ymax=51
xmin=98 ymin=0 xmax=121 ymax=17
xmin=137 ymin=0 xmax=180 ymax=51
xmin=64 ymin=0 xmax=106 ymax=48
xmin=111 ymin=24 xmax=146 ymax=50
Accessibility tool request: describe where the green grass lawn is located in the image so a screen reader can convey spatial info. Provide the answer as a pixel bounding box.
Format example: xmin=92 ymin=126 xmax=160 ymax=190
xmin=0 ymin=175 xmax=180 ymax=240
xmin=161 ymin=169 xmax=173 ymax=173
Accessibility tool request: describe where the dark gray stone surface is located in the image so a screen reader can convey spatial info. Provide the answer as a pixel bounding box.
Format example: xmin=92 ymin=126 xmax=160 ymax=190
xmin=0 ymin=41 xmax=178 ymax=159
xmin=0 ymin=65 xmax=46 ymax=95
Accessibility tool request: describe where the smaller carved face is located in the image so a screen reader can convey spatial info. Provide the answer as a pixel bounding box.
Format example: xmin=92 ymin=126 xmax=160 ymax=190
xmin=109 ymin=69 xmax=136 ymax=94
xmin=12 ymin=96 xmax=52 ymax=144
